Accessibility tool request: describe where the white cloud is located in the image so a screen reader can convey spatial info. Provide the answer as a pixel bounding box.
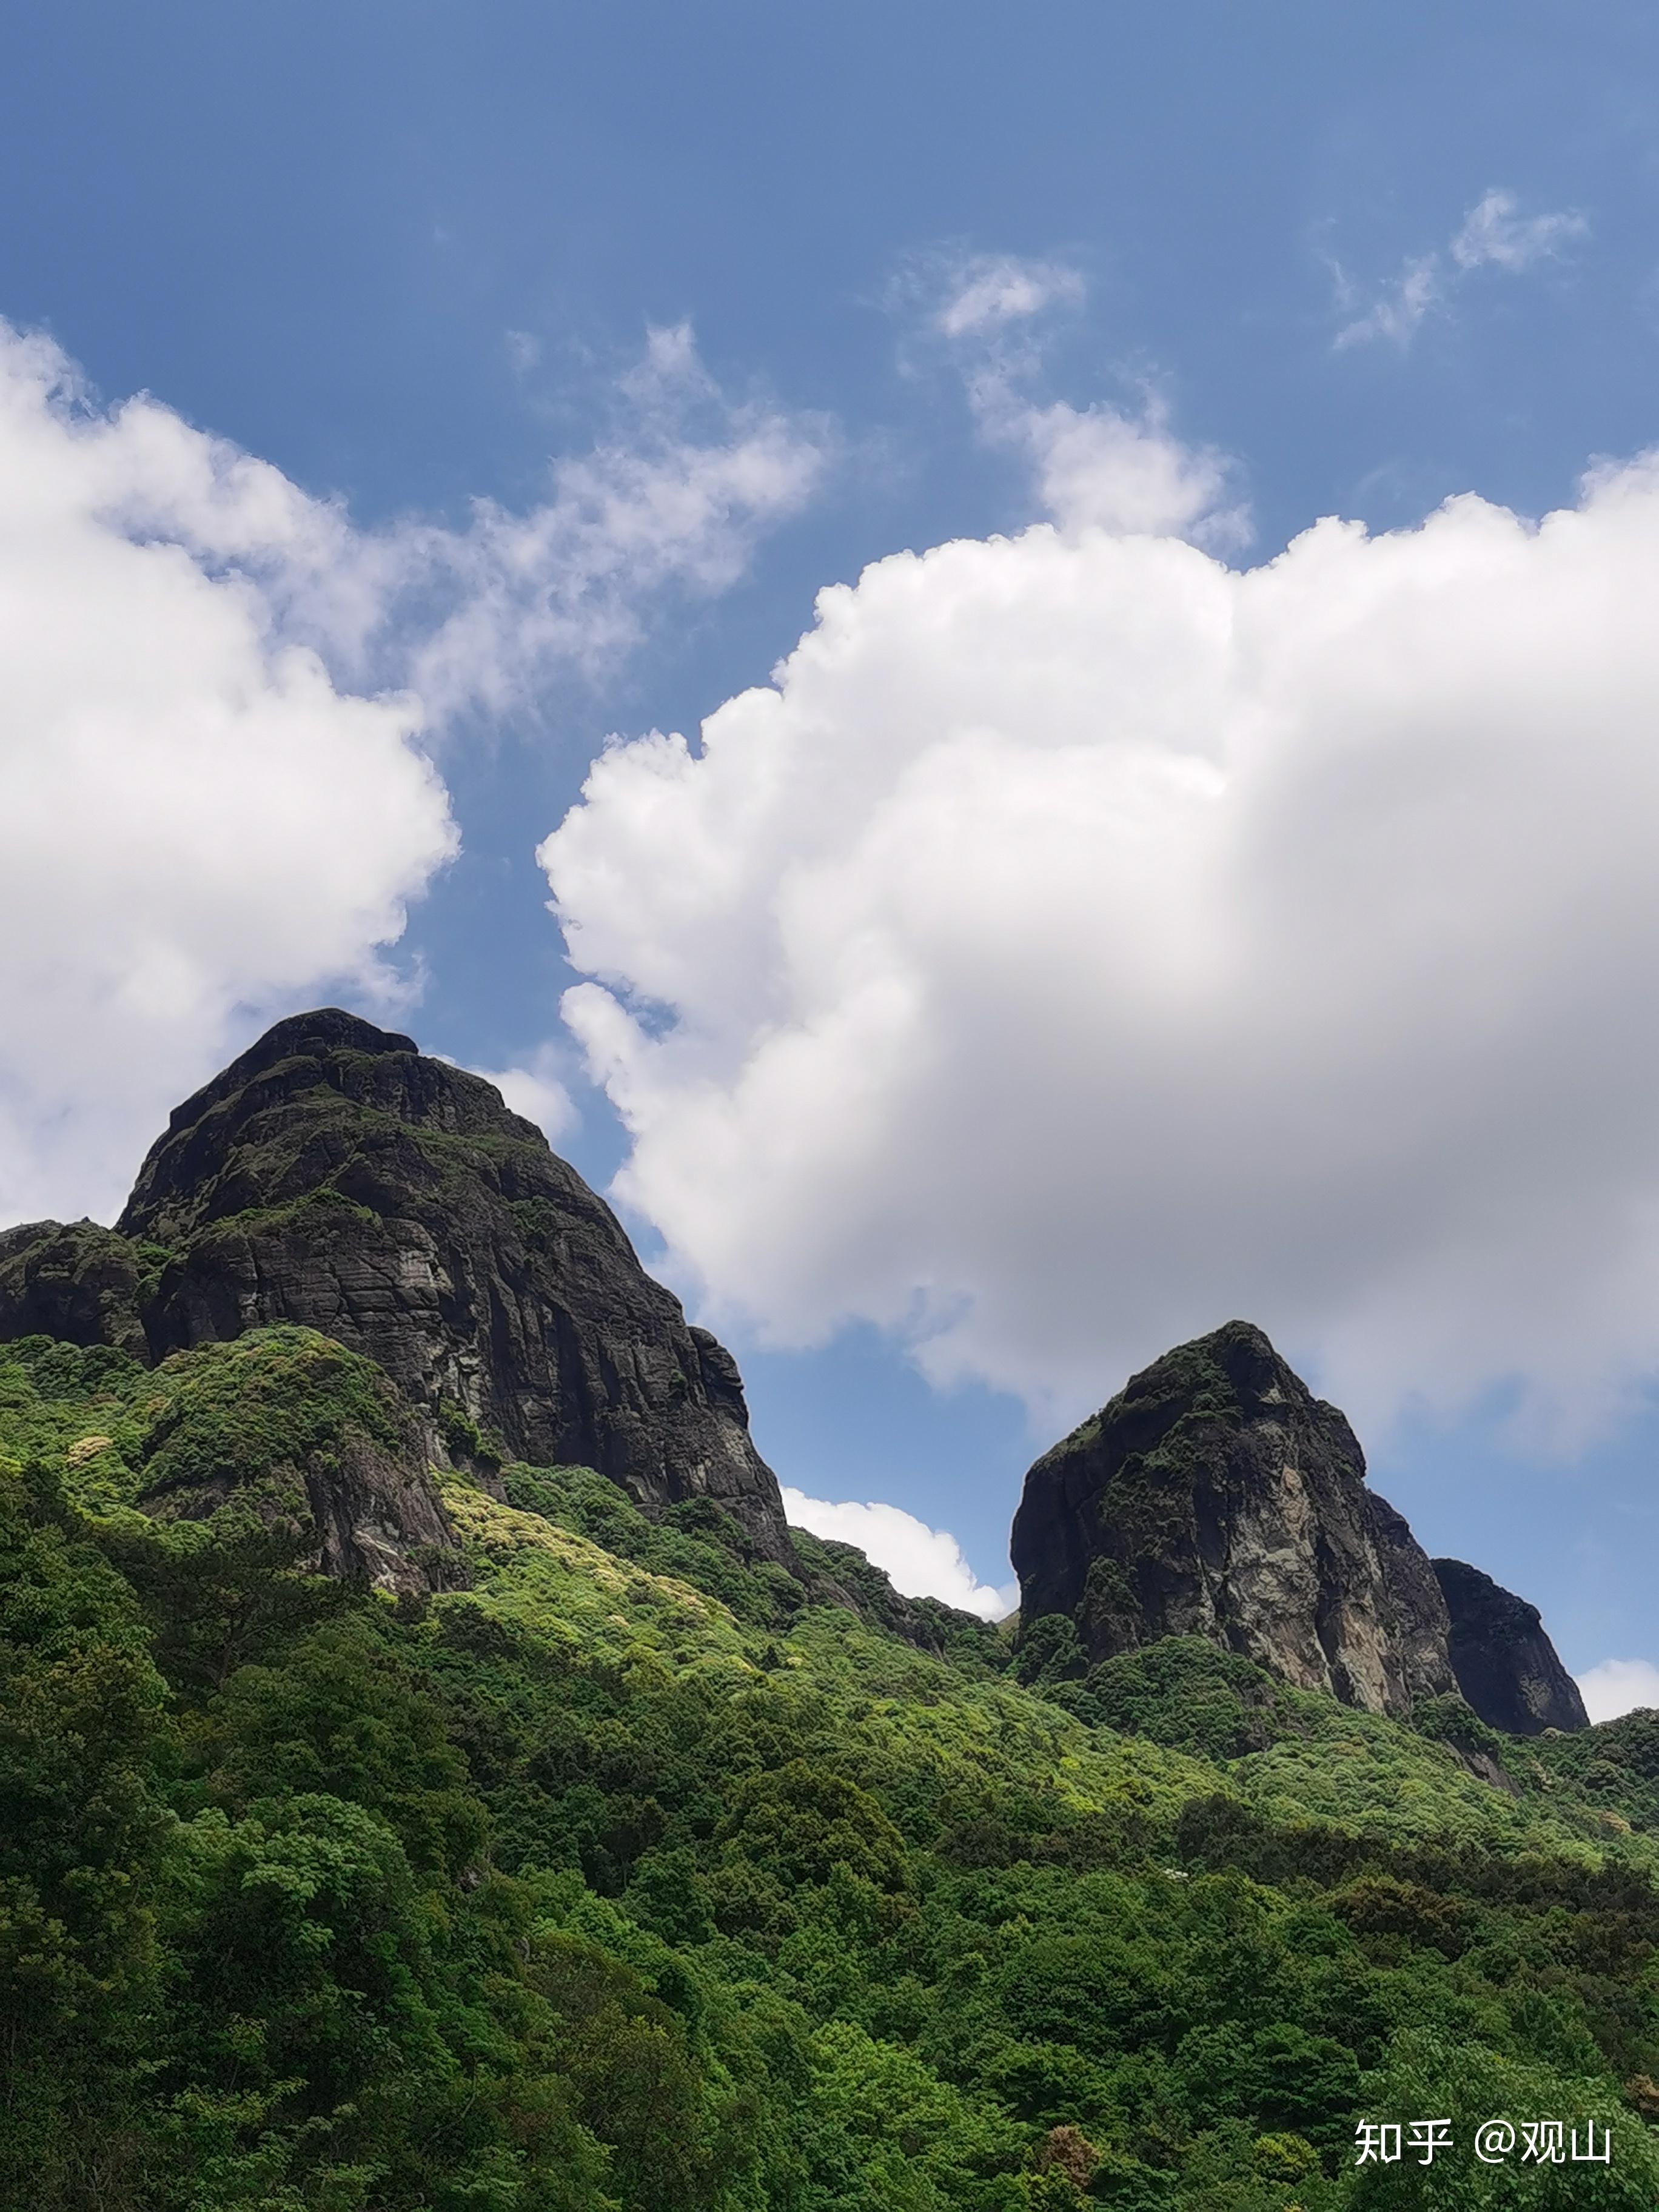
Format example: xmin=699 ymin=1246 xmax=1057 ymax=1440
xmin=997 ymin=393 xmax=1249 ymax=548
xmin=545 ymin=451 xmax=1659 ymax=1450
xmin=1333 ymin=255 xmax=1443 ymax=352
xmin=1451 ymin=190 xmax=1588 ymax=274
xmin=0 ymin=323 xmax=456 ymax=1226
xmin=782 ymin=1486 xmax=1017 ymax=1620
xmin=1576 ymin=1659 xmax=1659 ymax=1725
xmin=1335 ymin=188 xmax=1587 ymax=350
xmin=923 ymin=252 xmax=1247 ymax=549
xmin=934 ymin=254 xmax=1086 ymax=341
xmin=402 ymin=324 xmax=833 ymax=719
xmin=467 ymin=1044 xmax=578 ymax=1147
xmin=0 ymin=320 xmax=827 ymax=1227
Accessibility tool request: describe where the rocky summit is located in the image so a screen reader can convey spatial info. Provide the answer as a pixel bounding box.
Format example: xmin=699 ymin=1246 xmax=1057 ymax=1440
xmin=1010 ymin=1318 xmax=1584 ymax=1731
xmin=0 ymin=1008 xmax=794 ymax=1566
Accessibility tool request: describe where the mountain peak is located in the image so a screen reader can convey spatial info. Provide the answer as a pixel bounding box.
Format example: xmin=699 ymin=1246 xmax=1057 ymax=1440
xmin=119 ymin=1007 xmax=520 ymax=1244
xmin=1011 ymin=1322 xmax=1585 ymax=1732
xmin=4 ymin=1010 xmax=796 ymax=1570
xmin=154 ymin=1007 xmax=418 ymax=1139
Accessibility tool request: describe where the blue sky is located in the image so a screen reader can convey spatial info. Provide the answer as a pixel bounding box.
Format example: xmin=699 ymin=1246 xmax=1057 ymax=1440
xmin=5 ymin=1 xmax=1659 ymax=1693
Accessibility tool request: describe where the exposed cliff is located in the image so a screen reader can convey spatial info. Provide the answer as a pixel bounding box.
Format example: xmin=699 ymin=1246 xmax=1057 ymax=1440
xmin=1433 ymin=1557 xmax=1589 ymax=1736
xmin=1010 ymin=1320 xmax=1458 ymax=1717
xmin=0 ymin=1008 xmax=796 ymax=1564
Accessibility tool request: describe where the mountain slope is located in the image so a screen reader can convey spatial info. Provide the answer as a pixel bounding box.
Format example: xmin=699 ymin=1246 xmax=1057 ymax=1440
xmin=5 ymin=1324 xmax=1659 ymax=2212
xmin=0 ymin=1028 xmax=1643 ymax=2211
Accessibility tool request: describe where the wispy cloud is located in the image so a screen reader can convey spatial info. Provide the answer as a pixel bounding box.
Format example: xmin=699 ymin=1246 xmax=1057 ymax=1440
xmin=933 ymin=252 xmax=1086 ymax=340
xmin=403 ymin=325 xmax=834 ymax=719
xmin=909 ymin=249 xmax=1248 ymax=549
xmin=1333 ymin=187 xmax=1588 ymax=352
xmin=1451 ymin=189 xmax=1589 ymax=273
xmin=235 ymin=321 xmax=836 ymax=722
xmin=1332 ymin=255 xmax=1443 ymax=352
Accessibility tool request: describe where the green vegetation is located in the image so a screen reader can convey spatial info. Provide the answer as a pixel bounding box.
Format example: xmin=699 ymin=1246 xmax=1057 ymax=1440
xmin=4 ymin=1329 xmax=1659 ymax=2209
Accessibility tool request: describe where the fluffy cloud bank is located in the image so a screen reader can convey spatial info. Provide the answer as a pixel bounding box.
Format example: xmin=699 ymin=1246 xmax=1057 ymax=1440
xmin=1577 ymin=1660 xmax=1659 ymax=1726
xmin=0 ymin=324 xmax=455 ymax=1224
xmin=782 ymin=1488 xmax=1016 ymax=1620
xmin=545 ymin=447 xmax=1659 ymax=1442
xmin=0 ymin=320 xmax=825 ymax=1224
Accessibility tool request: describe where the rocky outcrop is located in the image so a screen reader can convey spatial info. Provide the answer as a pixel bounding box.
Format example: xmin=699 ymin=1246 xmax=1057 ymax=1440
xmin=0 ymin=1008 xmax=796 ymax=1564
xmin=1010 ymin=1321 xmax=1458 ymax=1718
xmin=0 ymin=1219 xmax=152 ymax=1360
xmin=1432 ymin=1558 xmax=1589 ymax=1735
xmin=130 ymin=1326 xmax=468 ymax=1600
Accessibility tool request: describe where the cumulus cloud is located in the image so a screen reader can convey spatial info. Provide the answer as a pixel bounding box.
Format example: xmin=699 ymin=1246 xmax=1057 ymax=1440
xmin=465 ymin=1044 xmax=578 ymax=1146
xmin=545 ymin=449 xmax=1659 ymax=1447
xmin=0 ymin=320 xmax=825 ymax=1224
xmin=0 ymin=323 xmax=455 ymax=1225
xmin=1577 ymin=1659 xmax=1659 ymax=1725
xmin=782 ymin=1487 xmax=1016 ymax=1620
xmin=1334 ymin=187 xmax=1587 ymax=350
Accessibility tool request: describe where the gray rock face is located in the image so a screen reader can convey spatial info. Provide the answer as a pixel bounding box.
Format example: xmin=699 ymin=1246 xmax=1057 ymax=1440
xmin=1432 ymin=1558 xmax=1589 ymax=1735
xmin=1 ymin=1008 xmax=796 ymax=1565
xmin=1010 ymin=1321 xmax=1458 ymax=1717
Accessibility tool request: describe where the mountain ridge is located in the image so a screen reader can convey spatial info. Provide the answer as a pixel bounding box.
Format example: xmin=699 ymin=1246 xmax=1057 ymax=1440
xmin=0 ymin=1016 xmax=1588 ymax=1731
xmin=1 ymin=1016 xmax=1651 ymax=2212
